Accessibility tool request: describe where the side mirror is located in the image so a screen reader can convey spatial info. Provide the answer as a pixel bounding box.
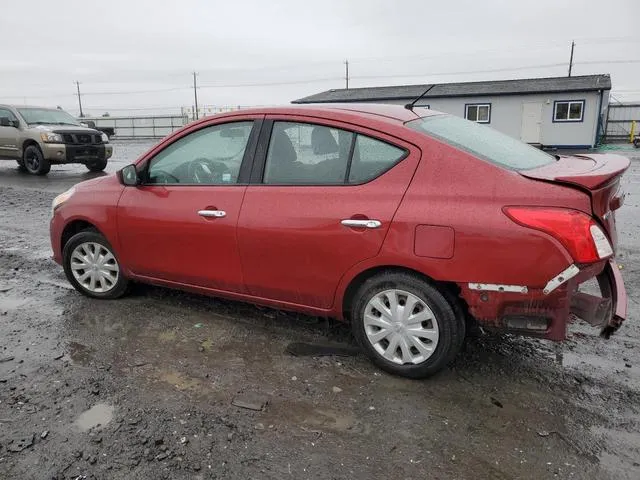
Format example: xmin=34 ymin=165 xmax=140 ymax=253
xmin=120 ymin=164 xmax=140 ymax=186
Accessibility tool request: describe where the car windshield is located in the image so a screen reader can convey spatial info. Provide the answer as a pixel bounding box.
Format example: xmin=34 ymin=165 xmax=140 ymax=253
xmin=17 ymin=108 xmax=81 ymax=126
xmin=406 ymin=114 xmax=556 ymax=171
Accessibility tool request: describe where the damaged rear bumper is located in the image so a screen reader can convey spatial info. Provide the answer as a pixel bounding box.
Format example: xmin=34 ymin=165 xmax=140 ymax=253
xmin=460 ymin=259 xmax=627 ymax=341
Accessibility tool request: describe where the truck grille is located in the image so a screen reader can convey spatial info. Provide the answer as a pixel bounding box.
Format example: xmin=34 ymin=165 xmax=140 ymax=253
xmin=62 ymin=133 xmax=102 ymax=145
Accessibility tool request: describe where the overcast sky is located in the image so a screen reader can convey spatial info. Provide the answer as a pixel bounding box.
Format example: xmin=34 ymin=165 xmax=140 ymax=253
xmin=1 ymin=0 xmax=637 ymax=116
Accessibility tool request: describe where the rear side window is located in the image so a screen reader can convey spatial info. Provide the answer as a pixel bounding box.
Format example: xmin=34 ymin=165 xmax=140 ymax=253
xmin=349 ymin=135 xmax=406 ymax=183
xmin=407 ymin=114 xmax=555 ymax=171
xmin=263 ymin=122 xmax=353 ymax=184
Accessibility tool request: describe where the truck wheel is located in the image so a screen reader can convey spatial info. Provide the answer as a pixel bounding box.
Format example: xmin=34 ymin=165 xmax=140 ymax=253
xmin=16 ymin=159 xmax=27 ymax=171
xmin=86 ymin=159 xmax=107 ymax=172
xmin=23 ymin=145 xmax=51 ymax=175
xmin=634 ymin=138 xmax=640 ymax=149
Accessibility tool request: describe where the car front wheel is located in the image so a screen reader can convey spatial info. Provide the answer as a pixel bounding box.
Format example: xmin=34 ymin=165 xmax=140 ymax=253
xmin=351 ymin=272 xmax=464 ymax=378
xmin=62 ymin=231 xmax=129 ymax=299
xmin=23 ymin=145 xmax=51 ymax=175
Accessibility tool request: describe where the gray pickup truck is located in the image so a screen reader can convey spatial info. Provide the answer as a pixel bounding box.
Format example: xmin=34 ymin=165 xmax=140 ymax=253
xmin=0 ymin=105 xmax=113 ymax=175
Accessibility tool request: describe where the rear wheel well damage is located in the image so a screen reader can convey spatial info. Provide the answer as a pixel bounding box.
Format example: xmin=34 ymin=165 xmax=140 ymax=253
xmin=341 ymin=265 xmax=475 ymax=332
xmin=61 ymin=220 xmax=99 ymax=251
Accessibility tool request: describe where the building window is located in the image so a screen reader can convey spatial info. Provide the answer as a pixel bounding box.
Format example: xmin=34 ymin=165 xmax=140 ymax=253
xmin=465 ymin=104 xmax=491 ymax=123
xmin=553 ymin=100 xmax=584 ymax=122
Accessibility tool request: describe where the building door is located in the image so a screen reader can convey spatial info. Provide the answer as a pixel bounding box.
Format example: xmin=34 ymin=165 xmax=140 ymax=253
xmin=520 ymin=103 xmax=543 ymax=144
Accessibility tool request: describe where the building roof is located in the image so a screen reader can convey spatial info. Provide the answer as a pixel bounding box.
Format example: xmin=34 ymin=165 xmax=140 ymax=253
xmin=293 ymin=74 xmax=611 ymax=104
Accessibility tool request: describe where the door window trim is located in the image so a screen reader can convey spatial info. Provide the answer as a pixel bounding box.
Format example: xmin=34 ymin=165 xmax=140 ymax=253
xmin=249 ymin=118 xmax=409 ymax=186
xmin=138 ymin=118 xmax=263 ymax=186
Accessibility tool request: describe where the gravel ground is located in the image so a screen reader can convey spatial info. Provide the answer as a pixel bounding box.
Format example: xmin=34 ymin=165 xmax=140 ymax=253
xmin=0 ymin=141 xmax=639 ymax=480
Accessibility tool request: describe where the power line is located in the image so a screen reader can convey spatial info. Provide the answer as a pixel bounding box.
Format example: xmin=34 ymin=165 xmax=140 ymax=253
xmin=351 ymin=63 xmax=569 ymax=81
xmin=198 ymin=77 xmax=342 ymax=89
xmin=3 ymin=58 xmax=640 ymax=102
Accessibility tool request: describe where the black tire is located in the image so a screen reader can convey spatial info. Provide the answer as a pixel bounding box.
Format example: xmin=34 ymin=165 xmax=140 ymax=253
xmin=86 ymin=158 xmax=108 ymax=172
xmin=16 ymin=158 xmax=27 ymax=171
xmin=634 ymin=138 xmax=640 ymax=149
xmin=62 ymin=231 xmax=129 ymax=299
xmin=351 ymin=271 xmax=465 ymax=379
xmin=23 ymin=145 xmax=51 ymax=175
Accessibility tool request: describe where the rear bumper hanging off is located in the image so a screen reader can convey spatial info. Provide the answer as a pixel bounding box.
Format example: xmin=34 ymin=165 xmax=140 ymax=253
xmin=460 ymin=259 xmax=627 ymax=340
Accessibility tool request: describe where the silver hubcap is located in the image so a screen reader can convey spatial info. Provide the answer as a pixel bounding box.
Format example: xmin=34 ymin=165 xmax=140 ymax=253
xmin=364 ymin=289 xmax=439 ymax=365
xmin=70 ymin=242 xmax=119 ymax=293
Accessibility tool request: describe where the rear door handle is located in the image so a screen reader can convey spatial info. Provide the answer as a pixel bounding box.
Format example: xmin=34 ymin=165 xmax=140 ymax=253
xmin=341 ymin=219 xmax=381 ymax=229
xmin=198 ymin=210 xmax=226 ymax=218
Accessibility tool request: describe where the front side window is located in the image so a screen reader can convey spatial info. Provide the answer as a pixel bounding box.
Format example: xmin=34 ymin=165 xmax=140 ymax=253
xmin=349 ymin=135 xmax=407 ymax=184
xmin=263 ymin=122 xmax=353 ymax=184
xmin=407 ymin=114 xmax=555 ymax=171
xmin=465 ymin=104 xmax=491 ymax=123
xmin=0 ymin=108 xmax=18 ymax=122
xmin=554 ymin=100 xmax=584 ymax=122
xmin=147 ymin=121 xmax=253 ymax=185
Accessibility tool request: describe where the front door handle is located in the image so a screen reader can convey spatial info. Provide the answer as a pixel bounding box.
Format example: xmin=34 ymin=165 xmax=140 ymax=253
xmin=198 ymin=210 xmax=226 ymax=218
xmin=341 ymin=219 xmax=381 ymax=229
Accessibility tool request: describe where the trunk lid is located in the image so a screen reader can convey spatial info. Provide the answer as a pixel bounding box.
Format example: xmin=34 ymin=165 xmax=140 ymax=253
xmin=520 ymin=153 xmax=630 ymax=248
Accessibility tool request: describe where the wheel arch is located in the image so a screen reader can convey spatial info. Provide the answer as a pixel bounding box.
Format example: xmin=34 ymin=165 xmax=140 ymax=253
xmin=61 ymin=219 xmax=101 ymax=252
xmin=340 ymin=264 xmax=465 ymax=322
xmin=22 ymin=139 xmax=41 ymax=152
xmin=21 ymin=139 xmax=41 ymax=157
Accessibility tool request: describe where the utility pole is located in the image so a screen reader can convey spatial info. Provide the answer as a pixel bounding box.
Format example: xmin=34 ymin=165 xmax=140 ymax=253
xmin=568 ymin=41 xmax=575 ymax=77
xmin=192 ymin=72 xmax=199 ymax=120
xmin=344 ymin=60 xmax=349 ymax=89
xmin=75 ymin=80 xmax=84 ymax=117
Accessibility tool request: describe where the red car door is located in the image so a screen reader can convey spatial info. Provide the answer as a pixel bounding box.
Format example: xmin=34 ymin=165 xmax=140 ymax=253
xmin=117 ymin=118 xmax=261 ymax=292
xmin=237 ymin=116 xmax=420 ymax=309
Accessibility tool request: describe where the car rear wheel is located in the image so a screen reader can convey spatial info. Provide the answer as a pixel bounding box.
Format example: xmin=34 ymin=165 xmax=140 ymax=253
xmin=63 ymin=231 xmax=129 ymax=299
xmin=23 ymin=145 xmax=51 ymax=175
xmin=351 ymin=272 xmax=464 ymax=378
xmin=86 ymin=158 xmax=108 ymax=172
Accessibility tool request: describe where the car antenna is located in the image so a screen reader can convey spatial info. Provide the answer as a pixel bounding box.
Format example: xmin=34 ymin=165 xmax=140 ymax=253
xmin=405 ymin=84 xmax=436 ymax=113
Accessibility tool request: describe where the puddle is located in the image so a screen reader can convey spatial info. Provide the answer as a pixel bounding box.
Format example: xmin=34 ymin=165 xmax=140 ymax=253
xmin=591 ymin=426 xmax=640 ymax=480
xmin=273 ymin=402 xmax=369 ymax=434
xmin=159 ymin=371 xmax=204 ymax=392
xmin=560 ymin=352 xmax=618 ymax=370
xmin=69 ymin=342 xmax=93 ymax=364
xmin=158 ymin=330 xmax=177 ymax=342
xmin=0 ymin=296 xmax=28 ymax=311
xmin=75 ymin=403 xmax=114 ymax=432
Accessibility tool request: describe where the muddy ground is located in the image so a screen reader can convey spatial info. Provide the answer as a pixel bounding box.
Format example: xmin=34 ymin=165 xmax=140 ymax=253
xmin=1 ymin=142 xmax=639 ymax=480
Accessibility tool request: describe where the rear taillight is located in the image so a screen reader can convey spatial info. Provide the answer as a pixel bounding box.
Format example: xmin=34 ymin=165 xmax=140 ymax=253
xmin=504 ymin=207 xmax=613 ymax=263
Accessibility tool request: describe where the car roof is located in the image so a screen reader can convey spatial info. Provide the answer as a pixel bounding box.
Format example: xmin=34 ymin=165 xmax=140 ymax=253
xmin=0 ymin=104 xmax=60 ymax=110
xmin=214 ymin=103 xmax=442 ymax=124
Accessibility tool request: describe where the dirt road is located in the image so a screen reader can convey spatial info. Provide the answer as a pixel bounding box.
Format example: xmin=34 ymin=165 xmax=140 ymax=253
xmin=1 ymin=143 xmax=639 ymax=479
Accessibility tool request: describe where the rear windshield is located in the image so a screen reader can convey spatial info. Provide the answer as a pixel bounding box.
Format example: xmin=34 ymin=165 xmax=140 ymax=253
xmin=406 ymin=115 xmax=555 ymax=171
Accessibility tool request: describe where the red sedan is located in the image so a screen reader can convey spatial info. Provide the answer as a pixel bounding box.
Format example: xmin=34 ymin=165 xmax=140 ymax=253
xmin=49 ymin=104 xmax=629 ymax=378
